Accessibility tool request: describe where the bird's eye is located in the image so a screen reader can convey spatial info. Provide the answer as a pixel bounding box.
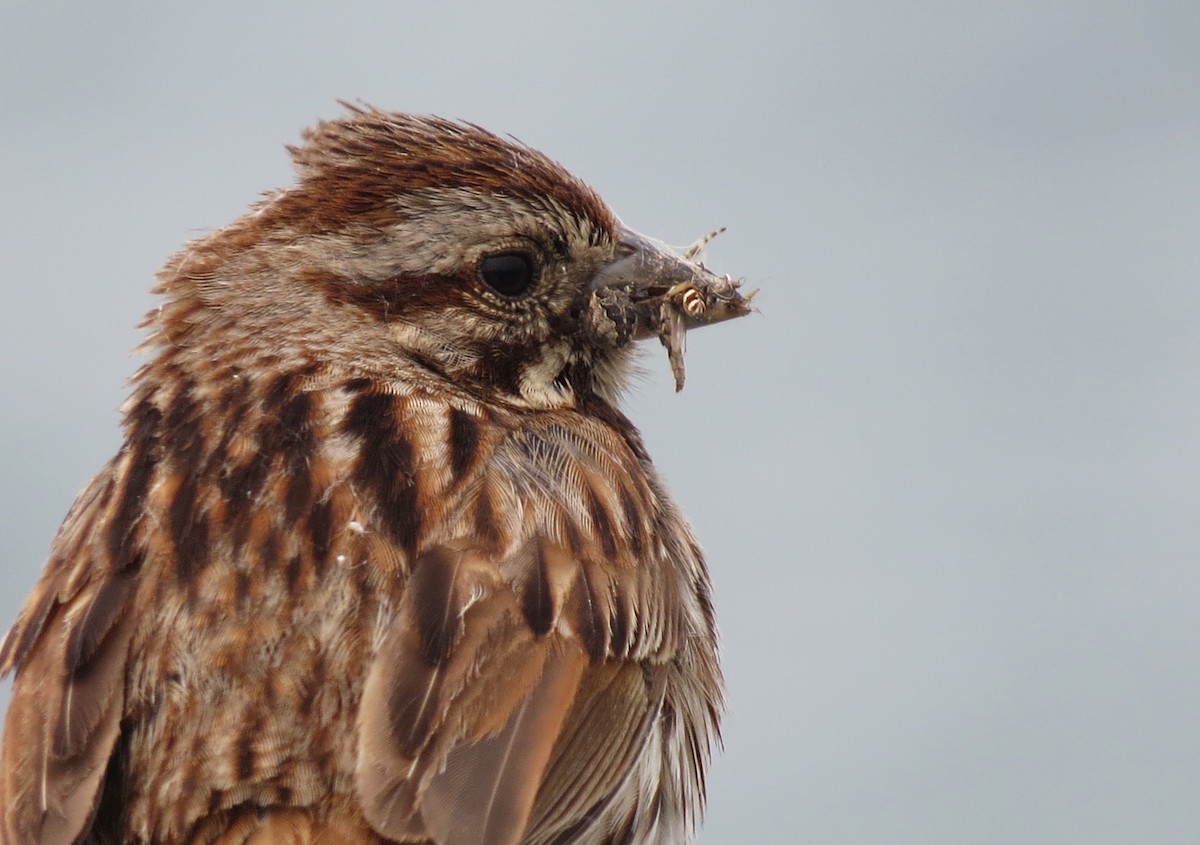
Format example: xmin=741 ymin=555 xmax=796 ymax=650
xmin=478 ymin=252 xmax=536 ymax=298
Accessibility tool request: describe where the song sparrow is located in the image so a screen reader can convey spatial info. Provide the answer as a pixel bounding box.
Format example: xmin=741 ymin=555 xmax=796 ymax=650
xmin=0 ymin=106 xmax=752 ymax=845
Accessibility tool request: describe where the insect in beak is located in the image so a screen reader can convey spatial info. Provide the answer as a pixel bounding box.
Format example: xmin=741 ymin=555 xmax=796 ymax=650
xmin=590 ymin=226 xmax=757 ymax=390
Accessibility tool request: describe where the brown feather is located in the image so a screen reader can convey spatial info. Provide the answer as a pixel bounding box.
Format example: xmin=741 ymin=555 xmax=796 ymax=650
xmin=525 ymin=664 xmax=666 ymax=844
xmin=419 ymin=647 xmax=586 ymax=845
xmin=358 ymin=540 xmax=584 ymax=843
xmin=1 ymin=567 xmax=137 ymax=845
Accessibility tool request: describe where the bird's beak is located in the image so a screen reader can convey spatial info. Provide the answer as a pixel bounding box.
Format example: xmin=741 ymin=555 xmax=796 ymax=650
xmin=587 ymin=225 xmax=756 ymax=391
xmin=589 ymin=226 xmax=755 ymax=341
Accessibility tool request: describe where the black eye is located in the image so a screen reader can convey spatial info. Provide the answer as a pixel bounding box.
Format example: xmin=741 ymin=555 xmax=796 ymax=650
xmin=479 ymin=252 xmax=536 ymax=297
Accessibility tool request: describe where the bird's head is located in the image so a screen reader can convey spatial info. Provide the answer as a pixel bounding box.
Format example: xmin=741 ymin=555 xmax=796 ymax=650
xmin=155 ymin=106 xmax=751 ymax=407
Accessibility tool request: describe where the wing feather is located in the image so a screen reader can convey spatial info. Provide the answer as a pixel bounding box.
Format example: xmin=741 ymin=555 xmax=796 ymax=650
xmin=524 ymin=664 xmax=666 ymax=845
xmin=358 ymin=541 xmax=586 ymax=845
xmin=0 ymin=470 xmax=139 ymax=845
xmin=419 ymin=647 xmax=585 ymax=845
xmin=0 ymin=492 xmax=138 ymax=845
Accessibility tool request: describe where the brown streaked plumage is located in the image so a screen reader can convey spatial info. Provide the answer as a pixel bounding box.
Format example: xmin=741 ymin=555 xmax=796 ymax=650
xmin=0 ymin=105 xmax=751 ymax=845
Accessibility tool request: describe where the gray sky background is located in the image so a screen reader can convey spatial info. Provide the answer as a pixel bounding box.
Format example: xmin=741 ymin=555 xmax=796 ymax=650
xmin=2 ymin=3 xmax=1198 ymax=843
